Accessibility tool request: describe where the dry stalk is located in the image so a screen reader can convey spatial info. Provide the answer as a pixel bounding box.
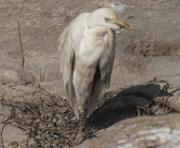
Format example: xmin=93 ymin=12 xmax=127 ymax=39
xmin=17 ymin=0 xmax=25 ymax=84
xmin=18 ymin=20 xmax=25 ymax=84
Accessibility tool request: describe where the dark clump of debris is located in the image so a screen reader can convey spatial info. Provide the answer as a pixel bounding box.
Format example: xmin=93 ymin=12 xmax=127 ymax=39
xmin=0 ymin=91 xmax=85 ymax=147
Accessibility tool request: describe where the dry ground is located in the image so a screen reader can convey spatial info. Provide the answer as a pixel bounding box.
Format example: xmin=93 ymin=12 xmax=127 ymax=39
xmin=0 ymin=0 xmax=180 ymax=147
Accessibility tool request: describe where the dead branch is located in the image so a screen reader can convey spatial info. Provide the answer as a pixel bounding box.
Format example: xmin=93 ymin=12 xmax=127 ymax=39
xmin=18 ymin=20 xmax=25 ymax=84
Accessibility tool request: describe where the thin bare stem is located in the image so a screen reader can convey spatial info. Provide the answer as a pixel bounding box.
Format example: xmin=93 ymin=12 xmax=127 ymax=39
xmin=18 ymin=20 xmax=25 ymax=84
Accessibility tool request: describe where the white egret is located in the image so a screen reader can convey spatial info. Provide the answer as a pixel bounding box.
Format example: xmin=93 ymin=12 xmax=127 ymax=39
xmin=58 ymin=7 xmax=132 ymax=119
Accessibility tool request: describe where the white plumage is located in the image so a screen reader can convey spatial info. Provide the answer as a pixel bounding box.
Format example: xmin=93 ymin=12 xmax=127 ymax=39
xmin=58 ymin=7 xmax=131 ymax=119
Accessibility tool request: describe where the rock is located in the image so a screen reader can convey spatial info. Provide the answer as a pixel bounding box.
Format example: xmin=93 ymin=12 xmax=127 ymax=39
xmin=0 ymin=103 xmax=11 ymax=121
xmin=2 ymin=125 xmax=28 ymax=148
xmin=75 ymin=114 xmax=180 ymax=148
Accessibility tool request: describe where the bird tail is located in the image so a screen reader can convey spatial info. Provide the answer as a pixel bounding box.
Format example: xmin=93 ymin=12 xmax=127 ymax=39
xmin=70 ymin=98 xmax=80 ymax=120
xmin=66 ymin=81 xmax=80 ymax=120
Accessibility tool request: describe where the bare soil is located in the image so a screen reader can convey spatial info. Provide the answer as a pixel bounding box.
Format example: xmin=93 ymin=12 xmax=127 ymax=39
xmin=0 ymin=0 xmax=180 ymax=147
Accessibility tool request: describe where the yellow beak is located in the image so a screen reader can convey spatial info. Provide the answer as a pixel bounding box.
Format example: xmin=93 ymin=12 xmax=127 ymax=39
xmin=113 ymin=18 xmax=133 ymax=31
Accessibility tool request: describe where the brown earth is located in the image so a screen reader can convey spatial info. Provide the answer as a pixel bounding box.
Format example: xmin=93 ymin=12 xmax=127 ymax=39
xmin=0 ymin=0 xmax=180 ymax=147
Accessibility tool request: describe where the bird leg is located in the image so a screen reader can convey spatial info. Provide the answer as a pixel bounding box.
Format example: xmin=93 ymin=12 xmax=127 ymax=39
xmin=83 ymin=109 xmax=89 ymax=139
xmin=80 ymin=107 xmax=88 ymax=140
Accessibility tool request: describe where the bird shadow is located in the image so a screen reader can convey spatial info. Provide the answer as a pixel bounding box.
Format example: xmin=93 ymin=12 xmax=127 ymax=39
xmin=87 ymin=80 xmax=171 ymax=136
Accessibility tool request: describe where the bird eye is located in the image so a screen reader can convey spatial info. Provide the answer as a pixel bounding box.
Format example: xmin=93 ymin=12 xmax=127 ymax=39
xmin=104 ymin=17 xmax=111 ymax=22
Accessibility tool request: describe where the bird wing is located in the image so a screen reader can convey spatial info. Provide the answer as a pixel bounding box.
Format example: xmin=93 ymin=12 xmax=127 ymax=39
xmin=58 ymin=24 xmax=80 ymax=118
xmin=86 ymin=30 xmax=115 ymax=117
xmin=58 ymin=13 xmax=90 ymax=86
xmin=58 ymin=13 xmax=89 ymax=119
xmin=58 ymin=25 xmax=72 ymax=89
xmin=99 ymin=30 xmax=115 ymax=90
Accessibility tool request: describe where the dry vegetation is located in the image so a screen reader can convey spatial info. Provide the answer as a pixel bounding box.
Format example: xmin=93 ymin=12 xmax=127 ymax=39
xmin=0 ymin=79 xmax=179 ymax=147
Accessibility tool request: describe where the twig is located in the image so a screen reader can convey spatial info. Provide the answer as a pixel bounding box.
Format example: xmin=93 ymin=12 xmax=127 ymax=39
xmin=18 ymin=20 xmax=25 ymax=84
xmin=17 ymin=0 xmax=25 ymax=85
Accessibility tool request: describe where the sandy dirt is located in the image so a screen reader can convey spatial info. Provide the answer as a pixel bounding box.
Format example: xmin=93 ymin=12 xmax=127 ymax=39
xmin=0 ymin=0 xmax=180 ymax=147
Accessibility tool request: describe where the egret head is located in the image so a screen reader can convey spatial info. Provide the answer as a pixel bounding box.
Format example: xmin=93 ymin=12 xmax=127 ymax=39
xmin=87 ymin=7 xmax=132 ymax=31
